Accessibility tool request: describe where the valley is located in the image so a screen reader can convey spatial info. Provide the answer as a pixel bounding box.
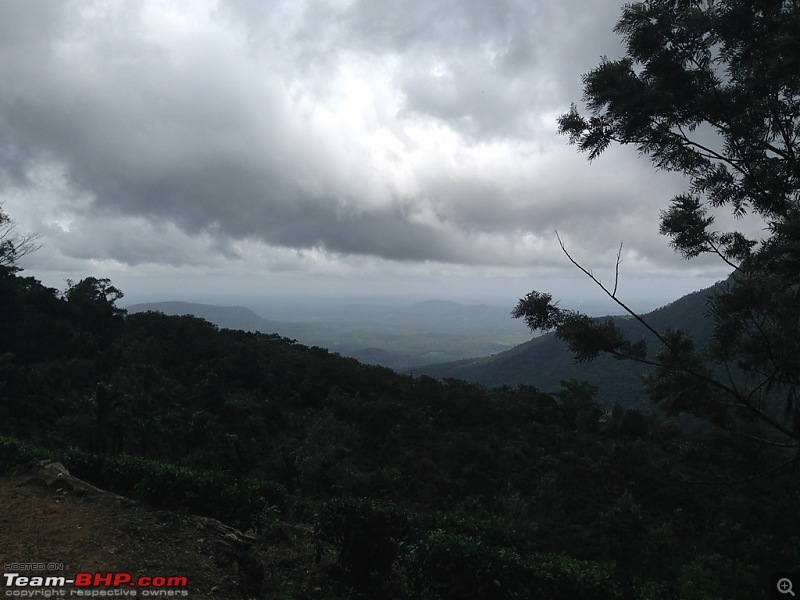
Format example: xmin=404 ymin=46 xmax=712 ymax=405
xmin=126 ymin=298 xmax=535 ymax=370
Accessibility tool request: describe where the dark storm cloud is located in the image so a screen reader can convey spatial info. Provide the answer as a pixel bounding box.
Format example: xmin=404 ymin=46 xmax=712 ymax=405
xmin=0 ymin=0 xmax=693 ymax=275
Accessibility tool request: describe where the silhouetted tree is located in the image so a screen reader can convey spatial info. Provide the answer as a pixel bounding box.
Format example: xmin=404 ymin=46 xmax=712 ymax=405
xmin=515 ymin=0 xmax=800 ymax=466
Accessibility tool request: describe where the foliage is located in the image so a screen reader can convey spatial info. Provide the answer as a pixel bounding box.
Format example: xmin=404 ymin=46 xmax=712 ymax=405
xmin=0 ymin=435 xmax=286 ymax=531
xmin=410 ymin=530 xmax=620 ymax=600
xmin=515 ymin=0 xmax=800 ymax=457
xmin=0 ymin=5 xmax=798 ymax=597
xmin=1 ymin=207 xmax=798 ymax=596
xmin=0 ymin=435 xmax=53 ymax=474
xmin=62 ymin=450 xmax=287 ymax=531
xmin=314 ymin=497 xmax=412 ymax=592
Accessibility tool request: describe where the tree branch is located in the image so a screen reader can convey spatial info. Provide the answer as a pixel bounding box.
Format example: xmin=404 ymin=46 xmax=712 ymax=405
xmin=555 ymin=231 xmax=800 ymax=441
xmin=555 ymin=231 xmax=672 ymax=350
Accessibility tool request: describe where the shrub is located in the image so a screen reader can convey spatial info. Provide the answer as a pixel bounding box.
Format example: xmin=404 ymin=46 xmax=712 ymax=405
xmin=0 ymin=435 xmax=52 ymax=473
xmin=314 ymin=497 xmax=412 ymax=591
xmin=409 ymin=530 xmax=620 ymax=600
xmin=62 ymin=450 xmax=287 ymax=530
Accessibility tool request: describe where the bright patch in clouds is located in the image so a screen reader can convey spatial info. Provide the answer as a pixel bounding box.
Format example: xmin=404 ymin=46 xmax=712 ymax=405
xmin=1 ymin=0 xmax=731 ymax=307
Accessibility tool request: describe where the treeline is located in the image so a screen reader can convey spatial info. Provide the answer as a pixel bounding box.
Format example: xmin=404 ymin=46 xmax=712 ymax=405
xmin=1 ymin=270 xmax=797 ymax=598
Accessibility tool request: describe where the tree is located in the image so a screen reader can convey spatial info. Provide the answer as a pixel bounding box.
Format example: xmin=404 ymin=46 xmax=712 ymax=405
xmin=0 ymin=204 xmax=40 ymax=272
xmin=64 ymin=277 xmax=126 ymax=338
xmin=64 ymin=277 xmax=125 ymax=309
xmin=514 ymin=0 xmax=800 ymax=466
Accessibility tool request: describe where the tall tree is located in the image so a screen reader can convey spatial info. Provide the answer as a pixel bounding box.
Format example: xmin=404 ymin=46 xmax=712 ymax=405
xmin=514 ymin=0 xmax=800 ymax=462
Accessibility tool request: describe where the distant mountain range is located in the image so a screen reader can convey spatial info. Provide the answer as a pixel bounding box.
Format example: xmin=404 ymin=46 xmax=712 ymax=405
xmin=128 ymin=282 xmax=725 ymax=408
xmin=414 ymin=281 xmax=725 ymax=407
xmin=126 ymin=299 xmax=533 ymax=370
xmin=126 ymin=301 xmax=280 ymax=332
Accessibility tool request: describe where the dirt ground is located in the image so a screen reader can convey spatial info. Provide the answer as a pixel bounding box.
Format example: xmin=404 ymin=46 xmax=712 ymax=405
xmin=0 ymin=462 xmax=336 ymax=599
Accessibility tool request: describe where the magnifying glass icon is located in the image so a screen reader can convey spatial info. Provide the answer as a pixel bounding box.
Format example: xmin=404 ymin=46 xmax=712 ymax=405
xmin=778 ymin=578 xmax=796 ymax=596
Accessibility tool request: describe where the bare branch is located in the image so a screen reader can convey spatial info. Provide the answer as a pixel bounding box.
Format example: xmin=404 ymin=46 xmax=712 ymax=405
xmin=554 ymin=231 xmax=800 ymax=441
xmin=0 ymin=206 xmax=41 ymax=269
xmin=555 ymin=231 xmax=671 ymax=349
xmin=613 ymin=241 xmax=623 ymax=297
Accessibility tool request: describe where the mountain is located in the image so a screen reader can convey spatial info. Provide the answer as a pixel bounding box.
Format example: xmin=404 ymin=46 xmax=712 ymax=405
xmin=126 ymin=299 xmax=533 ymax=370
xmin=4 ymin=269 xmax=796 ymax=598
xmin=127 ymin=301 xmax=281 ymax=333
xmin=415 ymin=281 xmax=725 ymax=407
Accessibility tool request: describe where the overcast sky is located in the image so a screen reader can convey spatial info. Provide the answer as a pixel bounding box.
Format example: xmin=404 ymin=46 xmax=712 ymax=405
xmin=1 ymin=0 xmax=738 ymax=311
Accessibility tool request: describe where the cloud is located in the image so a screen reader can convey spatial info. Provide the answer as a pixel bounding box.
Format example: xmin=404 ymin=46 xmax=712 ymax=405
xmin=0 ymin=0 xmax=733 ymax=298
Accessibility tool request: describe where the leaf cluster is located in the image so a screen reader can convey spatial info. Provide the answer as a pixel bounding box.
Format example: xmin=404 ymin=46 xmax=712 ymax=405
xmin=521 ymin=0 xmax=800 ymax=460
xmin=559 ymin=0 xmax=800 ymax=266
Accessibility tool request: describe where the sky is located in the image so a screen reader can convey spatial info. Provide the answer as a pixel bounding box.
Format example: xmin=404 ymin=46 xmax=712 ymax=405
xmin=0 ymin=0 xmax=740 ymax=313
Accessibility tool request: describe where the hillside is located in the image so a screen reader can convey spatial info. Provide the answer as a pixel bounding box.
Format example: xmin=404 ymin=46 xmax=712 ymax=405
xmin=3 ymin=271 xmax=798 ymax=598
xmin=0 ymin=461 xmax=335 ymax=599
xmin=126 ymin=298 xmax=532 ymax=370
xmin=416 ymin=282 xmax=723 ymax=407
xmin=126 ymin=301 xmax=281 ymax=333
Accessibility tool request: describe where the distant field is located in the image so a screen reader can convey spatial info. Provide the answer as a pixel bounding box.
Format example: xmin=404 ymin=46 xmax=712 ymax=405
xmin=126 ymin=298 xmax=535 ymax=370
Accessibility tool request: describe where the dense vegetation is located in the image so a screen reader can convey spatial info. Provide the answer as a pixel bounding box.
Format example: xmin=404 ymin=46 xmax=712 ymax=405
xmin=516 ymin=0 xmax=800 ymax=455
xmin=1 ymin=267 xmax=798 ymax=599
xmin=125 ymin=299 xmax=532 ymax=371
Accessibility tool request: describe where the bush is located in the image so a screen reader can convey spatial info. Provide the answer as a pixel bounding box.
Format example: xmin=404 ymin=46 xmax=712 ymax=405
xmin=0 ymin=435 xmax=52 ymax=474
xmin=410 ymin=530 xmax=620 ymax=600
xmin=314 ymin=497 xmax=412 ymax=591
xmin=62 ymin=450 xmax=287 ymax=530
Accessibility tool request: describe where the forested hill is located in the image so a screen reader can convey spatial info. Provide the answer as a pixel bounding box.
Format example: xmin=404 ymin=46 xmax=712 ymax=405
xmin=416 ymin=281 xmax=725 ymax=407
xmin=127 ymin=300 xmax=281 ymax=333
xmin=2 ymin=270 xmax=797 ymax=598
xmin=126 ymin=298 xmax=532 ymax=370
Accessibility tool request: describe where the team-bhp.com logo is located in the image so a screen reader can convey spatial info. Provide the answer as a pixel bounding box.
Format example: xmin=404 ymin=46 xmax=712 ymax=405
xmin=3 ymin=572 xmax=188 ymax=597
